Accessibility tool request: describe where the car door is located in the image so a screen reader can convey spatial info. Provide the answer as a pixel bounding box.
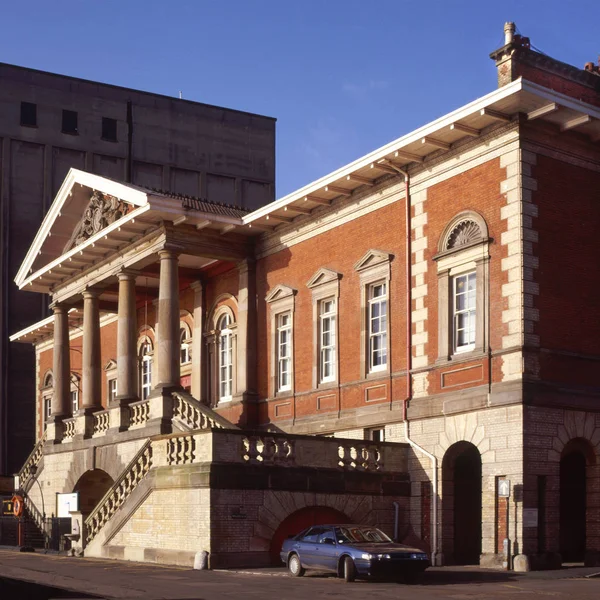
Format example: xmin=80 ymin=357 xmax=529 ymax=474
xmin=295 ymin=527 xmax=323 ymax=569
xmin=316 ymin=528 xmax=339 ymax=572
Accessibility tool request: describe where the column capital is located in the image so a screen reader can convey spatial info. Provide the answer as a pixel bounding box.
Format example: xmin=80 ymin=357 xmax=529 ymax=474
xmin=82 ymin=287 xmax=102 ymax=300
xmin=50 ymin=302 xmax=69 ymax=314
xmin=237 ymin=258 xmax=256 ymax=274
xmin=158 ymin=249 xmax=180 ymax=261
xmin=117 ymin=269 xmax=140 ymax=281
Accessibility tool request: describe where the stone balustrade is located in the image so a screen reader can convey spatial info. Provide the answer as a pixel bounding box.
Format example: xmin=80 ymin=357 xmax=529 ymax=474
xmin=62 ymin=417 xmax=76 ymax=441
xmin=129 ymin=399 xmax=150 ymax=428
xmin=92 ymin=410 xmax=110 ymax=436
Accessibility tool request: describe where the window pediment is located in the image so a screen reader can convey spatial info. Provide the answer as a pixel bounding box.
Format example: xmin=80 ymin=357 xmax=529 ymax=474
xmin=353 ymin=249 xmax=393 ymax=273
xmin=265 ymin=284 xmax=297 ymax=303
xmin=306 ymin=268 xmax=342 ymax=289
xmin=438 ymin=211 xmax=489 ymax=255
xmin=104 ymin=359 xmax=117 ymax=372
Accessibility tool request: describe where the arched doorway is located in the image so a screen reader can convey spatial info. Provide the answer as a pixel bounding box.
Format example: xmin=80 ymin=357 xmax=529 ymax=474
xmin=73 ymin=469 xmax=115 ymax=515
xmin=442 ymin=441 xmax=482 ymax=565
xmin=269 ymin=506 xmax=349 ymax=565
xmin=560 ymin=439 xmax=593 ymax=563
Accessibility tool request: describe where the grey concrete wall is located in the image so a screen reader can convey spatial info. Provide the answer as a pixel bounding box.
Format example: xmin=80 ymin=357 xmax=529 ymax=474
xmin=0 ymin=62 xmax=276 ymax=475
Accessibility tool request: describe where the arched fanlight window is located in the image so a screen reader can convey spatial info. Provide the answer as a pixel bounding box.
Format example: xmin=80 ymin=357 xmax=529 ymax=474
xmin=140 ymin=342 xmax=153 ymax=400
xmin=43 ymin=372 xmax=54 ymax=388
xmin=218 ymin=314 xmax=233 ymax=402
xmin=180 ymin=327 xmax=191 ymax=365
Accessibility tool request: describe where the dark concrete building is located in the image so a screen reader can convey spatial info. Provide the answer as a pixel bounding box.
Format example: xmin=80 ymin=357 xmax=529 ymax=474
xmin=0 ymin=62 xmax=276 ymax=474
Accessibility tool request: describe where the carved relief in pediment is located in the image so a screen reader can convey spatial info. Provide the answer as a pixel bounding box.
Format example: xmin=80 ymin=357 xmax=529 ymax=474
xmin=63 ymin=191 xmax=131 ymax=253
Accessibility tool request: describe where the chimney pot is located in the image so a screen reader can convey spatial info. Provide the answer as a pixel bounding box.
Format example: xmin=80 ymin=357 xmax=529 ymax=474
xmin=504 ymin=22 xmax=516 ymax=45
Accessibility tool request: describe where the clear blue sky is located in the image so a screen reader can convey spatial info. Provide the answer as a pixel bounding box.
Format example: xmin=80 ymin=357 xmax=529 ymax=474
xmin=2 ymin=1 xmax=598 ymax=197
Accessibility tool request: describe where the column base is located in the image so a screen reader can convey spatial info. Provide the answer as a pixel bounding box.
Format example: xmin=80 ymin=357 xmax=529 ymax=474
xmin=74 ymin=407 xmax=103 ymax=439
xmin=147 ymin=388 xmax=177 ymax=434
xmin=45 ymin=415 xmax=67 ymax=444
xmin=108 ymin=396 xmax=137 ymax=434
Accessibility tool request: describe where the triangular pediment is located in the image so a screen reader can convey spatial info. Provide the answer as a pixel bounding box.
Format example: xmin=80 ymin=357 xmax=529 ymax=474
xmin=353 ymin=249 xmax=393 ymax=272
xmin=15 ymin=169 xmax=150 ymax=289
xmin=265 ymin=284 xmax=296 ymax=303
xmin=104 ymin=359 xmax=117 ymax=371
xmin=306 ymin=268 xmax=342 ymax=289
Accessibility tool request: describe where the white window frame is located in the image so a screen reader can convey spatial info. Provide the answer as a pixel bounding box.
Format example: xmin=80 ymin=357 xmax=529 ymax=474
xmin=70 ymin=375 xmax=79 ymax=414
xmin=44 ymin=397 xmax=52 ymax=430
xmin=453 ymin=271 xmax=477 ymax=353
xmin=354 ymin=250 xmax=392 ymax=379
xmin=277 ymin=312 xmax=292 ymax=392
xmin=368 ymin=282 xmax=388 ymax=373
xmin=266 ymin=285 xmax=296 ymax=397
xmin=366 ymin=427 xmax=385 ymax=442
xmin=141 ymin=343 xmax=152 ymax=400
xmin=218 ymin=314 xmax=233 ymax=402
xmin=319 ymin=298 xmax=336 ymax=384
xmin=180 ymin=327 xmax=191 ymax=365
xmin=108 ymin=378 xmax=118 ymax=402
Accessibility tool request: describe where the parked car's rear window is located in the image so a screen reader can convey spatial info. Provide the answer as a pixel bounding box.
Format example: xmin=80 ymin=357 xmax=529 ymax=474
xmin=336 ymin=527 xmax=392 ymax=544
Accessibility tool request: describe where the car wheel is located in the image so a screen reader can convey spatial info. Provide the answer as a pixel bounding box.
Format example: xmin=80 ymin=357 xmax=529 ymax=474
xmin=343 ymin=556 xmax=356 ymax=583
xmin=288 ymin=553 xmax=305 ymax=577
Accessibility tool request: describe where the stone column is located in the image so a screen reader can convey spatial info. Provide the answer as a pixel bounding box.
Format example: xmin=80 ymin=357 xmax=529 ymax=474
xmin=116 ymin=271 xmax=138 ymax=401
xmin=47 ymin=303 xmax=71 ymax=443
xmin=235 ymin=259 xmax=257 ymax=404
xmin=51 ymin=304 xmax=71 ymax=418
xmin=190 ymin=281 xmax=203 ymax=400
xmin=81 ymin=289 xmax=102 ymax=411
xmin=156 ymin=250 xmax=180 ymax=388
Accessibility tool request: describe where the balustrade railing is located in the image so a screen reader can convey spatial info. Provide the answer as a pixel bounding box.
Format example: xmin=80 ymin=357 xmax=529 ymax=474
xmin=92 ymin=410 xmax=110 ymax=435
xmin=85 ymin=440 xmax=153 ymax=545
xmin=18 ymin=431 xmax=46 ymax=489
xmin=129 ymin=399 xmax=150 ymax=428
xmin=62 ymin=418 xmax=76 ymax=441
xmin=337 ymin=442 xmax=382 ymax=471
xmin=242 ymin=435 xmax=295 ymax=465
xmin=172 ymin=390 xmax=236 ymax=431
xmin=166 ymin=435 xmax=196 ymax=465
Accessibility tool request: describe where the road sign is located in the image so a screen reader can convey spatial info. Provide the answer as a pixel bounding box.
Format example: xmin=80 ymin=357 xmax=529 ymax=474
xmin=498 ymin=479 xmax=511 ymax=497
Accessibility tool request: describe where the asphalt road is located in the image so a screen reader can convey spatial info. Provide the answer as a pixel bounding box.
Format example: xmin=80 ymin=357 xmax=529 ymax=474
xmin=0 ymin=549 xmax=599 ymax=600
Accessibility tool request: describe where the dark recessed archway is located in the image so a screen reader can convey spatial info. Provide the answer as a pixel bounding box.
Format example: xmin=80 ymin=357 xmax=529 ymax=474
xmin=442 ymin=441 xmax=482 ymax=565
xmin=560 ymin=438 xmax=594 ymax=563
xmin=72 ymin=469 xmax=114 ymax=515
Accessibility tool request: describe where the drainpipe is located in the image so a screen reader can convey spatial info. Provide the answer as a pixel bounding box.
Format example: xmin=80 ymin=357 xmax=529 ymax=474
xmin=385 ymin=160 xmax=439 ymax=567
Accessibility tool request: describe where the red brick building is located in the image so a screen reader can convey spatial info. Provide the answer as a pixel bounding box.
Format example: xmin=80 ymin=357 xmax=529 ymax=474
xmin=10 ymin=24 xmax=600 ymax=570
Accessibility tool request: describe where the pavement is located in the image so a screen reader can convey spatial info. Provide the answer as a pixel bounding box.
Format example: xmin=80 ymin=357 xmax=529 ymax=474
xmin=1 ymin=547 xmax=600 ymax=599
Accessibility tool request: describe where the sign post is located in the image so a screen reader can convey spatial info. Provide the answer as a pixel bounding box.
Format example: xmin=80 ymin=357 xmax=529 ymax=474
xmin=498 ymin=479 xmax=511 ymax=570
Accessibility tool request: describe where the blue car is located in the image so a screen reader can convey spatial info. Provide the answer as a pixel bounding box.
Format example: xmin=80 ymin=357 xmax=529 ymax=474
xmin=280 ymin=524 xmax=429 ymax=583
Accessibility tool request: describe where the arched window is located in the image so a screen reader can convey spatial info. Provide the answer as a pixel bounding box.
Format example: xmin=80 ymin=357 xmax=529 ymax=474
xmin=180 ymin=327 xmax=191 ymax=365
xmin=43 ymin=372 xmax=54 ymax=389
xmin=218 ymin=314 xmax=233 ymax=402
xmin=435 ymin=211 xmax=489 ymax=360
xmin=140 ymin=342 xmax=153 ymax=400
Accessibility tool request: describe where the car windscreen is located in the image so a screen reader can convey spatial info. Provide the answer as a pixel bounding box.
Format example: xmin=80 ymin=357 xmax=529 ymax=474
xmin=335 ymin=526 xmax=392 ymax=544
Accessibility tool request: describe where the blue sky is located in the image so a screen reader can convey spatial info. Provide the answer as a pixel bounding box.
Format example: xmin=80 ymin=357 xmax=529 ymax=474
xmin=2 ymin=1 xmax=599 ymax=197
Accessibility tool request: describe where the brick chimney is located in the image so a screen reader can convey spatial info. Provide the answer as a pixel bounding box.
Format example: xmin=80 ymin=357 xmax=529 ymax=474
xmin=490 ymin=22 xmax=600 ymax=107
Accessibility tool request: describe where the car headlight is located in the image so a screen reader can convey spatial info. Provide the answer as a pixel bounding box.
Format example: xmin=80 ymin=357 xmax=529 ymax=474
xmin=376 ymin=554 xmax=391 ymax=559
xmin=361 ymin=553 xmax=373 ymax=560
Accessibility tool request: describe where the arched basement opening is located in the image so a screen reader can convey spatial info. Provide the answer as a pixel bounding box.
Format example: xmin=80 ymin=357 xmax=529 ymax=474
xmin=269 ymin=506 xmax=349 ymax=565
xmin=73 ymin=469 xmax=115 ymax=515
xmin=442 ymin=441 xmax=482 ymax=565
xmin=560 ymin=438 xmax=594 ymax=563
